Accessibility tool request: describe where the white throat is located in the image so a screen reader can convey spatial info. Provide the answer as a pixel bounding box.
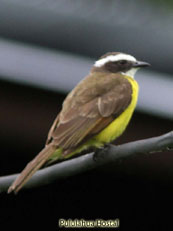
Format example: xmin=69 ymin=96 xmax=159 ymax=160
xmin=121 ymin=68 xmax=138 ymax=79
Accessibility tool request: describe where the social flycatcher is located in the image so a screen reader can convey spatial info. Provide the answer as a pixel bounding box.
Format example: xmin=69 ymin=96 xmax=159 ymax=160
xmin=8 ymin=52 xmax=150 ymax=193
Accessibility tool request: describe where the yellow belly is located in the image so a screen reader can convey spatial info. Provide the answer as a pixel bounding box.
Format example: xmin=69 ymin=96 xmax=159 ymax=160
xmin=94 ymin=76 xmax=139 ymax=144
xmin=63 ymin=76 xmax=139 ymax=159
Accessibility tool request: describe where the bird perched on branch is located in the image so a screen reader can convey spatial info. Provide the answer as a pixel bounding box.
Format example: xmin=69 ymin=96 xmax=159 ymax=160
xmin=8 ymin=52 xmax=150 ymax=193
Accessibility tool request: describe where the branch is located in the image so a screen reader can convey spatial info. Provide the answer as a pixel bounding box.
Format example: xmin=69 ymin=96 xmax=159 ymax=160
xmin=0 ymin=131 xmax=173 ymax=193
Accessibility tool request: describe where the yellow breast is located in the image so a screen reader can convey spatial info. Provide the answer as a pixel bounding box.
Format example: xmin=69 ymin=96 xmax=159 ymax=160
xmin=94 ymin=76 xmax=139 ymax=144
xmin=63 ymin=76 xmax=139 ymax=159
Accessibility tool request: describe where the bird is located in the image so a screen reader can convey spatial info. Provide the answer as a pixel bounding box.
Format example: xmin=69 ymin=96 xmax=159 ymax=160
xmin=8 ymin=52 xmax=150 ymax=194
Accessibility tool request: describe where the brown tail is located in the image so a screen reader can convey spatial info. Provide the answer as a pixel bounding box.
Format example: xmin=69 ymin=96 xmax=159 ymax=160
xmin=8 ymin=144 xmax=56 ymax=194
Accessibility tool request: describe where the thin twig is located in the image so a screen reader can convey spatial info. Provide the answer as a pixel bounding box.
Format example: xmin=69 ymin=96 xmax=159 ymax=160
xmin=0 ymin=131 xmax=173 ymax=193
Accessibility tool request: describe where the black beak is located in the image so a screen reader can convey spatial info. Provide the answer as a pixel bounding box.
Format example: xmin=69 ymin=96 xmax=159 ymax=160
xmin=133 ymin=61 xmax=150 ymax=68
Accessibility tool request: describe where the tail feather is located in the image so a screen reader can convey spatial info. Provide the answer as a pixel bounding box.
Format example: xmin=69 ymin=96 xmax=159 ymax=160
xmin=8 ymin=144 xmax=56 ymax=194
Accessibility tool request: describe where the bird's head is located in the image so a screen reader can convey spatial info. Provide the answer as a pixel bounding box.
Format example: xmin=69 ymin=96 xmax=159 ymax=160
xmin=92 ymin=52 xmax=150 ymax=78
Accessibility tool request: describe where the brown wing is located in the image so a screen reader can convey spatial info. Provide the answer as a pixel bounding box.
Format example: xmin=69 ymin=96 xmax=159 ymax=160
xmin=8 ymin=73 xmax=132 ymax=194
xmin=46 ymin=73 xmax=132 ymax=152
xmin=46 ymin=114 xmax=60 ymax=145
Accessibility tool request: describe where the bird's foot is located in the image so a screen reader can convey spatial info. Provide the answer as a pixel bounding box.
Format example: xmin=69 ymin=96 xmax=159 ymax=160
xmin=93 ymin=144 xmax=110 ymax=162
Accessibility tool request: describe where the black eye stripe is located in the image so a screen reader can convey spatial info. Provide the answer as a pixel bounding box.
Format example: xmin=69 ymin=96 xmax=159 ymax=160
xmin=104 ymin=59 xmax=133 ymax=73
xmin=118 ymin=60 xmax=128 ymax=65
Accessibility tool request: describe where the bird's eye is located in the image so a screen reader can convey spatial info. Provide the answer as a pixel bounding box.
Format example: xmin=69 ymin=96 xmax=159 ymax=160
xmin=119 ymin=60 xmax=127 ymax=65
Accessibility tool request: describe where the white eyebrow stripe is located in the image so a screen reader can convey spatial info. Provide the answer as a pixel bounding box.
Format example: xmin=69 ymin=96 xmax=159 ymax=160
xmin=94 ymin=54 xmax=136 ymax=67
